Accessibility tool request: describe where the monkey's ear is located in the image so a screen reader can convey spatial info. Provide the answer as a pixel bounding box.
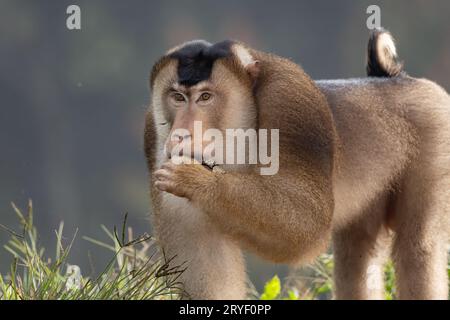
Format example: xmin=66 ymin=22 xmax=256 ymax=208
xmin=233 ymin=44 xmax=260 ymax=81
xmin=245 ymin=60 xmax=260 ymax=81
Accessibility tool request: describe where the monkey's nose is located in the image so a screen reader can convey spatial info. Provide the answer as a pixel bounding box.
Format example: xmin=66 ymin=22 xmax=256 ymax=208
xmin=165 ymin=134 xmax=193 ymax=159
xmin=173 ymin=133 xmax=192 ymax=142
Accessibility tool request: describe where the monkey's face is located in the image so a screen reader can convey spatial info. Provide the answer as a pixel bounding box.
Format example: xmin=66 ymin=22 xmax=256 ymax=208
xmin=164 ymin=81 xmax=219 ymax=158
xmin=151 ymin=41 xmax=258 ymax=163
xmin=163 ymin=64 xmax=255 ymax=161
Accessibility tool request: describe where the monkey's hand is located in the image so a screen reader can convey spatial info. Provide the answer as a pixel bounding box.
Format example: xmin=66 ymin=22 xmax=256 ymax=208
xmin=154 ymin=159 xmax=216 ymax=200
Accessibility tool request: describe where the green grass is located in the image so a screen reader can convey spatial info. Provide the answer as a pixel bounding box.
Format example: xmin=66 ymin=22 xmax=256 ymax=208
xmin=0 ymin=201 xmax=448 ymax=300
xmin=0 ymin=200 xmax=185 ymax=300
xmin=257 ymin=253 xmax=334 ymax=300
xmin=259 ymin=250 xmax=450 ymax=300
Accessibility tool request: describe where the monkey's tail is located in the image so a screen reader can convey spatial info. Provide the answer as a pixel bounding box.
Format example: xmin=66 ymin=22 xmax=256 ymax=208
xmin=366 ymin=28 xmax=404 ymax=77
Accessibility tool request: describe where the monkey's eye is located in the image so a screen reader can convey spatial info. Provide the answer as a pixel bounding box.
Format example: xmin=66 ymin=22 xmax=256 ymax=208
xmin=199 ymin=92 xmax=212 ymax=101
xmin=171 ymin=92 xmax=186 ymax=103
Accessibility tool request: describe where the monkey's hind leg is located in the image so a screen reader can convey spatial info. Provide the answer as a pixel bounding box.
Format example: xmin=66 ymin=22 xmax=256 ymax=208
xmin=154 ymin=195 xmax=247 ymax=300
xmin=333 ymin=198 xmax=391 ymax=300
xmin=392 ymin=168 xmax=449 ymax=300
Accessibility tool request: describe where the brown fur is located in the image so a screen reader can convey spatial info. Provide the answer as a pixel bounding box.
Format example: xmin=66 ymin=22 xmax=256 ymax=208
xmin=319 ymin=77 xmax=450 ymax=299
xmin=145 ymin=41 xmax=450 ymax=299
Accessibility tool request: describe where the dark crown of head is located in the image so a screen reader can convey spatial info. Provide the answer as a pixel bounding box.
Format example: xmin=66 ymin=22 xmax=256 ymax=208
xmin=169 ymin=40 xmax=234 ymax=86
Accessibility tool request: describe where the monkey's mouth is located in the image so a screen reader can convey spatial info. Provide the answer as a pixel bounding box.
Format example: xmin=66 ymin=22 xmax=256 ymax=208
xmin=201 ymin=159 xmax=216 ymax=170
xmin=165 ymin=146 xmax=217 ymax=170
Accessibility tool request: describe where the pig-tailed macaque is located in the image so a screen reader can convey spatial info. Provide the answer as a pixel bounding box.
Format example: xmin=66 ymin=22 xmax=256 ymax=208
xmin=145 ymin=29 xmax=450 ymax=299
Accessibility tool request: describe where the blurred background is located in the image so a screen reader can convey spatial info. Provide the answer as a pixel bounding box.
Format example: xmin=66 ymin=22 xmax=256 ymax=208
xmin=1 ymin=0 xmax=449 ymax=290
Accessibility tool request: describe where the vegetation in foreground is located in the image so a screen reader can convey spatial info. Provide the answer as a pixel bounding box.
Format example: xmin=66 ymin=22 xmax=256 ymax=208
xmin=0 ymin=201 xmax=448 ymax=300
xmin=0 ymin=201 xmax=184 ymax=300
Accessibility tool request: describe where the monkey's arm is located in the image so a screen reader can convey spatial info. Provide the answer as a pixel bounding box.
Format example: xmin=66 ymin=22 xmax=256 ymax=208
xmin=154 ymin=161 xmax=333 ymax=263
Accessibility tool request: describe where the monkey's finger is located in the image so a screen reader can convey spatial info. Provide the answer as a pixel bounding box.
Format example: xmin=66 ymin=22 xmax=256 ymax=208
xmin=154 ymin=169 xmax=171 ymax=180
xmin=155 ymin=180 xmax=173 ymax=192
xmin=161 ymin=162 xmax=176 ymax=171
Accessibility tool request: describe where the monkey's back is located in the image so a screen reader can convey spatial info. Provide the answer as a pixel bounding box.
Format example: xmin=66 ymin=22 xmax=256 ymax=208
xmin=316 ymin=77 xmax=450 ymax=227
